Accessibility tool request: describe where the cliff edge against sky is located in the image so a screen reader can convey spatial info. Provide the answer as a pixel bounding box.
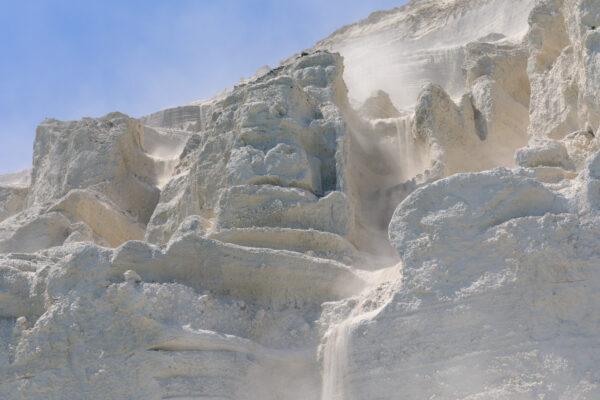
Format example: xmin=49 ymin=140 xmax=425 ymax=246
xmin=1 ymin=0 xmax=599 ymax=398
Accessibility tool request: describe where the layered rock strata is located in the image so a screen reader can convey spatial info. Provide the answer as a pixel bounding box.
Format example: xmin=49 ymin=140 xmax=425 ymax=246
xmin=1 ymin=0 xmax=600 ymax=399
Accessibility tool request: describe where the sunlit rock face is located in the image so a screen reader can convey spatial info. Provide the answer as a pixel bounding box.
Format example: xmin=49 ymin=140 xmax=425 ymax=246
xmin=315 ymin=0 xmax=536 ymax=109
xmin=1 ymin=0 xmax=600 ymax=399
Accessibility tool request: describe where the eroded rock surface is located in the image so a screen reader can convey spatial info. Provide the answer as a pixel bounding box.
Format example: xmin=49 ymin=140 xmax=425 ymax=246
xmin=1 ymin=0 xmax=600 ymax=399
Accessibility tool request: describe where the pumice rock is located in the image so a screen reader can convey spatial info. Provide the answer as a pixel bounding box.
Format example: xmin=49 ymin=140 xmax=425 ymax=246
xmin=1 ymin=0 xmax=600 ymax=398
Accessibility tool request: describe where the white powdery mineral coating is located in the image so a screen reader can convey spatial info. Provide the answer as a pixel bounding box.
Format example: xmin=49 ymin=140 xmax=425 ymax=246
xmin=315 ymin=0 xmax=537 ymax=109
xmin=1 ymin=0 xmax=600 ymax=399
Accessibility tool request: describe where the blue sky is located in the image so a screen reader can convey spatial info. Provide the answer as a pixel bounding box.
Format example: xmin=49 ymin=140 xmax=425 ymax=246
xmin=0 ymin=1 xmax=407 ymax=174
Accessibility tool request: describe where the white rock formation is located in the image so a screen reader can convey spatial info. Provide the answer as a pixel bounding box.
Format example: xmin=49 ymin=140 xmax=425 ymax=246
xmin=1 ymin=0 xmax=600 ymax=398
xmin=0 ymin=170 xmax=29 ymax=223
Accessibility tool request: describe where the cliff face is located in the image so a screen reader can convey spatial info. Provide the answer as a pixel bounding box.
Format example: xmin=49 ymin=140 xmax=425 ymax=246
xmin=1 ymin=0 xmax=599 ymax=399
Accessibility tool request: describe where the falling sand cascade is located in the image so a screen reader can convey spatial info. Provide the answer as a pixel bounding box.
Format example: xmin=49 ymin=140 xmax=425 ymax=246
xmin=2 ymin=0 xmax=600 ymax=398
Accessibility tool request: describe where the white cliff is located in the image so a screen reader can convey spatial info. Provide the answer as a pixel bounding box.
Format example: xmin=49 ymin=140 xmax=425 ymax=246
xmin=1 ymin=0 xmax=600 ymax=399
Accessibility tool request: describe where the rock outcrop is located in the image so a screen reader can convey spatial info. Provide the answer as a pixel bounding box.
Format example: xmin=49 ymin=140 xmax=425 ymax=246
xmin=1 ymin=0 xmax=600 ymax=398
xmin=0 ymin=170 xmax=29 ymax=223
